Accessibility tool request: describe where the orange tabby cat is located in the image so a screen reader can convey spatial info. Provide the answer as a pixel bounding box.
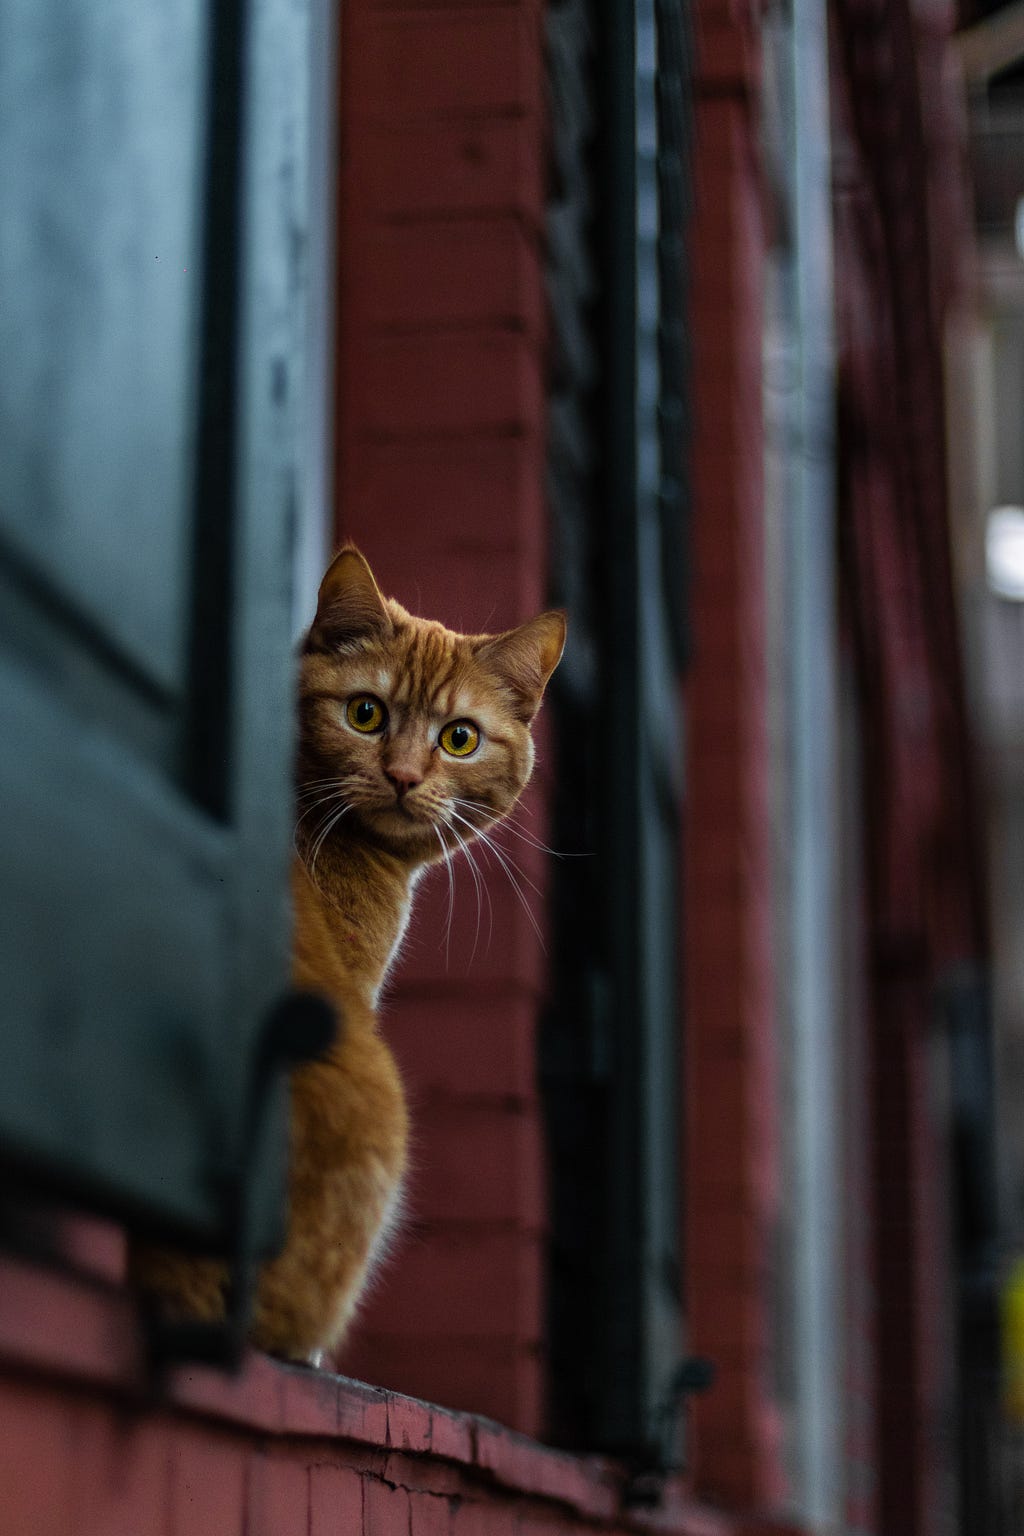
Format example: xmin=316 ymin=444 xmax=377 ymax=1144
xmin=132 ymin=546 xmax=565 ymax=1362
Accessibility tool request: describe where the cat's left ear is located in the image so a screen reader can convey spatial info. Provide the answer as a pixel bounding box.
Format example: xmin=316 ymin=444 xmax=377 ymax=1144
xmin=474 ymin=611 xmax=566 ymax=722
xmin=308 ymin=545 xmax=392 ymax=650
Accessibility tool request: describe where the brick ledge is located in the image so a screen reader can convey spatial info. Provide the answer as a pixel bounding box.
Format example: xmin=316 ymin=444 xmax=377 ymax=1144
xmin=0 ymin=1253 xmax=737 ymax=1534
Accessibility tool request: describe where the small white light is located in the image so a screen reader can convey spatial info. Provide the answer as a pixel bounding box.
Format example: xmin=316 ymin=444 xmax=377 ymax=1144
xmin=986 ymin=506 xmax=1024 ymax=601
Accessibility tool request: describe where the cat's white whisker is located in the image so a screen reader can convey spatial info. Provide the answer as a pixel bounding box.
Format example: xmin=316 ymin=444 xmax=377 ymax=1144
xmin=452 ymin=797 xmax=583 ymax=860
xmin=308 ymin=802 xmax=352 ymax=886
xmin=295 ymin=788 xmax=348 ymax=832
xmin=441 ymin=814 xmax=491 ymax=964
xmin=293 ymin=790 xmax=352 ymax=870
xmin=296 ymin=775 xmax=354 ymax=794
xmin=448 ymin=807 xmax=545 ymax=899
xmin=446 ymin=806 xmax=547 ymax=952
xmin=458 ymin=826 xmax=489 ymax=964
xmin=434 ymin=824 xmax=457 ymax=969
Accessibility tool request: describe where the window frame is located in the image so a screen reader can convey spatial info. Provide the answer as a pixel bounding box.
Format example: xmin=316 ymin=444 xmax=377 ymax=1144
xmin=542 ymin=0 xmax=695 ymax=1463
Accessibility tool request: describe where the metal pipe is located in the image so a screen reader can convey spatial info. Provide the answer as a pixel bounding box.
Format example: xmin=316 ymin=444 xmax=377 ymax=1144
xmin=786 ymin=0 xmax=842 ymax=1519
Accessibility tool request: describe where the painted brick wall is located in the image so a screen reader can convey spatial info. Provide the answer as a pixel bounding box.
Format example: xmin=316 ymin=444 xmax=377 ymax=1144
xmin=0 ymin=1253 xmax=740 ymax=1536
xmin=331 ymin=0 xmax=552 ymax=1437
xmin=685 ymin=1 xmax=787 ymax=1515
xmin=830 ymin=0 xmax=974 ymax=1516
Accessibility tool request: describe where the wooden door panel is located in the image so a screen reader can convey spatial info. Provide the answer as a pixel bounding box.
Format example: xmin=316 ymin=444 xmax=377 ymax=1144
xmin=0 ymin=0 xmax=312 ymax=1258
xmin=0 ymin=0 xmax=207 ymax=695
xmin=0 ymin=649 xmax=232 ymax=1235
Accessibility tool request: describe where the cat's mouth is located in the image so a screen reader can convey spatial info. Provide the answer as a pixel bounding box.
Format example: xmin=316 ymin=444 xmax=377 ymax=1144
xmin=383 ymin=803 xmax=423 ymax=826
xmin=380 ymin=794 xmax=430 ymax=820
xmin=348 ymin=796 xmax=447 ymax=861
xmin=362 ymin=795 xmax=440 ymax=836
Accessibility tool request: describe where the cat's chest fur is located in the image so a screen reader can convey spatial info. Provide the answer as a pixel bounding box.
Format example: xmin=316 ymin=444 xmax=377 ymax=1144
xmin=374 ymin=872 xmax=421 ymax=1002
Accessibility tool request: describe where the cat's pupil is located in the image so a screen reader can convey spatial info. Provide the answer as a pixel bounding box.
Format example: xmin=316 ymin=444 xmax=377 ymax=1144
xmin=451 ymin=726 xmax=469 ymax=750
xmin=356 ymin=700 xmax=375 ymax=725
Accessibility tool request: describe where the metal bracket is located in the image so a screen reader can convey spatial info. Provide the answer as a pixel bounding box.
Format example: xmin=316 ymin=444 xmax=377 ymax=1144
xmin=144 ymin=989 xmax=337 ymax=1374
xmin=622 ymin=1356 xmax=717 ymax=1508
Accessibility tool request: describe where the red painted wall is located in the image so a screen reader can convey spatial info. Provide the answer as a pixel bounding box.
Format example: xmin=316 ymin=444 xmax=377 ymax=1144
xmin=685 ymin=0 xmax=787 ymax=1516
xmin=330 ymin=0 xmax=553 ymax=1437
xmin=830 ymin=0 xmax=980 ymax=1527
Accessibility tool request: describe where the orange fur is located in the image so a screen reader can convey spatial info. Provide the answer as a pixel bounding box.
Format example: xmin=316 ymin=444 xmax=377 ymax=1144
xmin=130 ymin=548 xmax=564 ymax=1362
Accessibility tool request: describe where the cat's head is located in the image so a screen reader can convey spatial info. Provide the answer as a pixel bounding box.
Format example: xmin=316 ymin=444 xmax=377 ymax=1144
xmin=297 ymin=546 xmax=565 ymax=866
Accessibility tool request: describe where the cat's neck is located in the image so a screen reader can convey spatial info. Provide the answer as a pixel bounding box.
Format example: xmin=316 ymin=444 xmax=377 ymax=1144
xmin=293 ymin=828 xmax=421 ymax=1009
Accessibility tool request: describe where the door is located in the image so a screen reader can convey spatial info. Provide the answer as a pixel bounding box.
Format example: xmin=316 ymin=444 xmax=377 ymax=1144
xmin=0 ymin=0 xmax=312 ymax=1252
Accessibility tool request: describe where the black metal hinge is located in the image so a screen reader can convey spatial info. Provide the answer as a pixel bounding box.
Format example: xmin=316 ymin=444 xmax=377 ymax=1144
xmin=623 ymin=1356 xmax=717 ymax=1508
xmin=144 ymin=989 xmax=337 ymax=1375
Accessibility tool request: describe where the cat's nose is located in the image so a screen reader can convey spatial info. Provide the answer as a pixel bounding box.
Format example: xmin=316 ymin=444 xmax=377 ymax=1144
xmin=385 ymin=764 xmax=423 ymax=798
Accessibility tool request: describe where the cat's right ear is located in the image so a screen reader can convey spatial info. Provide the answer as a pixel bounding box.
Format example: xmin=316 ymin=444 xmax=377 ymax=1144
xmin=307 ymin=546 xmax=391 ymax=651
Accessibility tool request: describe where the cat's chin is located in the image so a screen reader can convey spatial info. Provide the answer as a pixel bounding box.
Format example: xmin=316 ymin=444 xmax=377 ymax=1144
xmin=356 ymin=805 xmax=443 ymax=865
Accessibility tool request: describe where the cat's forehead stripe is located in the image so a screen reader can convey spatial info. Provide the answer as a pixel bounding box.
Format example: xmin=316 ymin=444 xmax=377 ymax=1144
xmin=388 ymin=627 xmax=463 ymax=710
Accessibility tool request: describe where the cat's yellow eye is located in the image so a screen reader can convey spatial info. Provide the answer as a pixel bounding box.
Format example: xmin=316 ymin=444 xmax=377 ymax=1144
xmin=439 ymin=720 xmax=480 ymax=758
xmin=346 ymin=694 xmax=387 ymax=734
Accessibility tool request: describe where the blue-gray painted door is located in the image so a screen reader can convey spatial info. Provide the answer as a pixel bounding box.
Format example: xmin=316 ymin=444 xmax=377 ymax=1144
xmin=0 ymin=0 xmax=310 ymax=1249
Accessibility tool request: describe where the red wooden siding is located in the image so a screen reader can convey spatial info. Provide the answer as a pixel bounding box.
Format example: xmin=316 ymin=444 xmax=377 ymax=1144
xmin=685 ymin=3 xmax=786 ymax=1514
xmin=331 ymin=0 xmax=553 ymax=1436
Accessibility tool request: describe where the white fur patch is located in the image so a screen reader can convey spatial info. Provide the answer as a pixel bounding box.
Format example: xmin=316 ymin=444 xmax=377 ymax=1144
xmin=365 ymin=1178 xmax=405 ymax=1284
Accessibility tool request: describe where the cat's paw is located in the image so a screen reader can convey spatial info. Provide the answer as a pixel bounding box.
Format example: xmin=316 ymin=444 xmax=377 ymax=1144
xmin=268 ymin=1346 xmax=325 ymax=1371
